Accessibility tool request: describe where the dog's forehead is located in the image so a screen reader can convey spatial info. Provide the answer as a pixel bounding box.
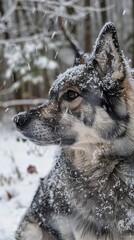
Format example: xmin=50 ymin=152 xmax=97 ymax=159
xmin=50 ymin=63 xmax=99 ymax=95
xmin=52 ymin=64 xmax=86 ymax=91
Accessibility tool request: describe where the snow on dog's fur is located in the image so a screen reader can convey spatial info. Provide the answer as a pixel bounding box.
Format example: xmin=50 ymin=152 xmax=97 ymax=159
xmin=13 ymin=23 xmax=134 ymax=240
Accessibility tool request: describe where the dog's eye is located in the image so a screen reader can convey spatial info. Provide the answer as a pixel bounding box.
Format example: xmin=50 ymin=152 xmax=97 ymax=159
xmin=63 ymin=90 xmax=79 ymax=101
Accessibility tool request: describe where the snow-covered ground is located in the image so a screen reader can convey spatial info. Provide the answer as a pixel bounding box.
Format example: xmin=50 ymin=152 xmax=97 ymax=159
xmin=0 ymin=111 xmax=57 ymax=240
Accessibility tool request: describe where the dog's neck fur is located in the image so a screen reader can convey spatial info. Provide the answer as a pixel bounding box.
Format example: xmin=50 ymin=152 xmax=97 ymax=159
xmin=70 ymin=141 xmax=134 ymax=169
xmin=63 ymin=143 xmax=134 ymax=191
xmin=60 ymin=146 xmax=134 ymax=233
xmin=62 ymin=143 xmax=134 ymax=207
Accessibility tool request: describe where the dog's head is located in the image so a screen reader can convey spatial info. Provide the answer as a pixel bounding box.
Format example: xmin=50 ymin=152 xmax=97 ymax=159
xmin=13 ymin=23 xmax=134 ymax=155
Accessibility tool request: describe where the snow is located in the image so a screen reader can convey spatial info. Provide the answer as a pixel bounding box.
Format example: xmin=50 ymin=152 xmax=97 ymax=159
xmin=0 ymin=113 xmax=58 ymax=240
xmin=23 ymin=74 xmax=43 ymax=84
xmin=35 ymin=56 xmax=58 ymax=70
xmin=122 ymin=10 xmax=126 ymax=15
xmin=35 ymin=56 xmax=48 ymax=69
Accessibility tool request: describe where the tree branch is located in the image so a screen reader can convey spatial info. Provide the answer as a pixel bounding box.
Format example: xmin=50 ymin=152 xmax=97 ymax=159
xmin=0 ymin=99 xmax=45 ymax=109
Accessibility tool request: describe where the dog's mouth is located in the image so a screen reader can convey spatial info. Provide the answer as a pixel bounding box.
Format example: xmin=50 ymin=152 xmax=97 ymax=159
xmin=16 ymin=127 xmax=76 ymax=147
xmin=23 ymin=132 xmax=60 ymax=145
xmin=27 ymin=137 xmax=62 ymax=146
xmin=16 ymin=128 xmax=58 ymax=146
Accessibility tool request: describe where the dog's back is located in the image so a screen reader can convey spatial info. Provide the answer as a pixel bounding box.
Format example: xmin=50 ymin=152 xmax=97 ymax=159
xmin=13 ymin=23 xmax=134 ymax=240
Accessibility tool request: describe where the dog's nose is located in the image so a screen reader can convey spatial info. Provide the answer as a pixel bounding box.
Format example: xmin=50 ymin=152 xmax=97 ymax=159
xmin=13 ymin=112 xmax=30 ymax=128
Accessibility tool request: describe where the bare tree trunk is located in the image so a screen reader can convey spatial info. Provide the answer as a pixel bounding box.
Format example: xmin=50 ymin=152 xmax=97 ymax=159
xmin=43 ymin=69 xmax=50 ymax=98
xmin=12 ymin=3 xmax=25 ymax=112
xmin=132 ymin=0 xmax=134 ymax=67
xmin=100 ymin=0 xmax=107 ymax=24
xmin=84 ymin=0 xmax=91 ymax=52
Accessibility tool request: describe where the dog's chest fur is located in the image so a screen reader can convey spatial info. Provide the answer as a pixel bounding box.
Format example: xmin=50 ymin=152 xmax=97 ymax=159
xmin=35 ymin=150 xmax=134 ymax=240
xmin=51 ymin=215 xmax=134 ymax=240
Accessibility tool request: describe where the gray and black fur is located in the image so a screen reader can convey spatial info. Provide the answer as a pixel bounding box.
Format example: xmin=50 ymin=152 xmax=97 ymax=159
xmin=13 ymin=23 xmax=134 ymax=240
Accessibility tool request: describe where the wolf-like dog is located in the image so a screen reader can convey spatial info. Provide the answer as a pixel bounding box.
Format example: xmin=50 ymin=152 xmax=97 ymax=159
xmin=13 ymin=23 xmax=134 ymax=240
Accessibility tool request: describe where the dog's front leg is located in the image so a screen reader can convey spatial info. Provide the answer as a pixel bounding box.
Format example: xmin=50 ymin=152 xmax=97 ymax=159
xmin=15 ymin=221 xmax=44 ymax=240
xmin=15 ymin=219 xmax=56 ymax=240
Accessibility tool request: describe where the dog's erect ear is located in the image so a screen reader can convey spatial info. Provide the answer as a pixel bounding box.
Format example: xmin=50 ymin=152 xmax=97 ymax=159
xmin=92 ymin=22 xmax=125 ymax=80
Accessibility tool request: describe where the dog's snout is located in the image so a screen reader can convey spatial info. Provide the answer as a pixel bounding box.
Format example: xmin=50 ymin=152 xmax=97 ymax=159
xmin=13 ymin=112 xmax=30 ymax=128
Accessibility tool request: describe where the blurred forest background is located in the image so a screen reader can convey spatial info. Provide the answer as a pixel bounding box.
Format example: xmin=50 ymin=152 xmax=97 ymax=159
xmin=0 ymin=0 xmax=134 ymax=115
